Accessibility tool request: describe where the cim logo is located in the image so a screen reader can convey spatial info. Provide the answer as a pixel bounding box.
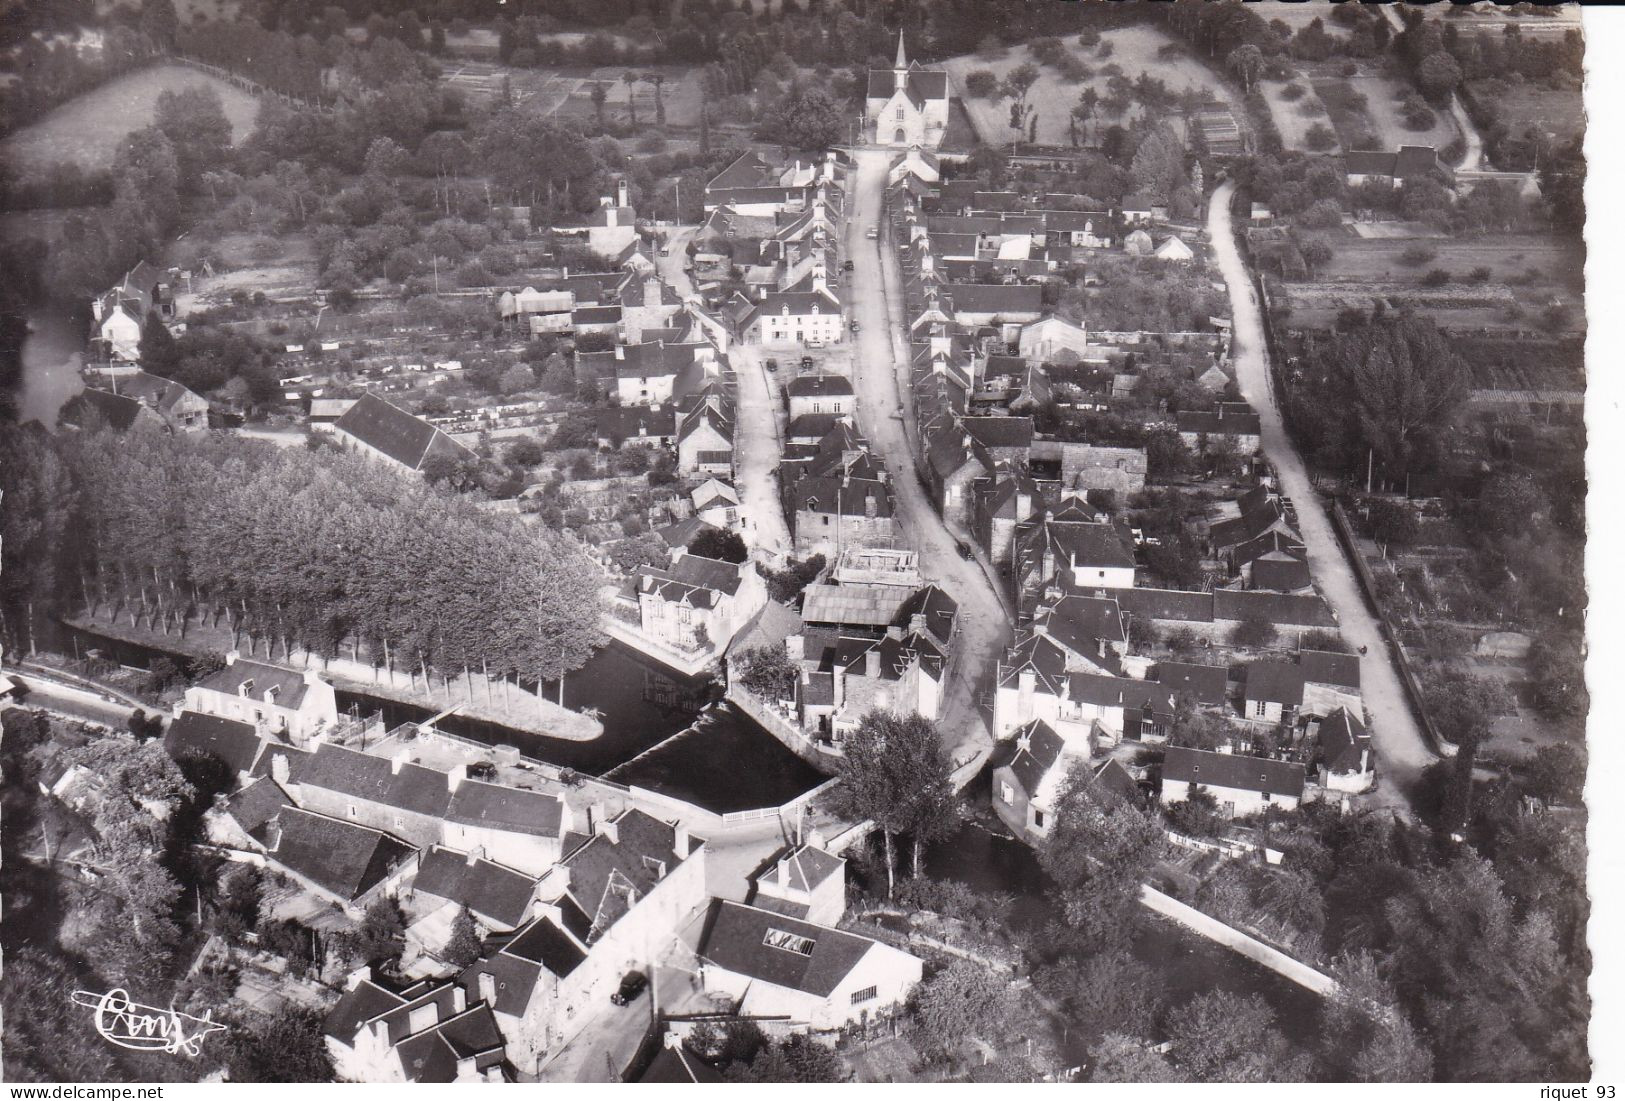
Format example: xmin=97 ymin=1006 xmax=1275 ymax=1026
xmin=71 ymin=989 xmax=227 ymax=1057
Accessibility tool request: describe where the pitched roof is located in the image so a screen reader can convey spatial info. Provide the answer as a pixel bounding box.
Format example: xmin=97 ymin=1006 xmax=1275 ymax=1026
xmin=1163 ymin=746 xmax=1305 ymax=798
xmin=754 ymin=844 xmax=845 ymax=895
xmin=59 ymin=387 xmax=153 ymax=431
xmin=642 ymin=1044 xmax=726 ymax=1083
xmin=801 ymin=582 xmax=913 ymax=629
xmin=446 ymin=779 xmax=564 ymax=838
xmin=296 ymin=743 xmax=453 ymax=819
xmin=412 ymin=845 xmax=538 ymax=928
xmin=262 ymin=807 xmax=416 ymax=901
xmin=1152 ymin=662 xmax=1229 ymax=705
xmin=393 ymin=1005 xmax=506 ymax=1082
xmin=1298 ymin=648 xmax=1361 ymax=690
xmin=198 ymin=657 xmax=312 ymax=710
xmin=940 ymin=284 xmax=1043 ymax=316
xmin=1067 ymin=673 xmax=1176 ymax=716
xmin=224 ymin=776 xmax=292 ymax=835
xmin=1178 ymin=405 xmax=1262 ymax=436
xmin=1113 ymin=586 xmax=1216 ymax=623
xmin=655 ymin=517 xmax=727 ymax=551
xmin=560 ymin=809 xmax=698 ymax=943
xmin=325 ymin=978 xmax=407 ymax=1042
xmin=1051 ymin=519 xmax=1137 ymax=569
xmin=1251 ymin=556 xmax=1312 ymax=592
xmin=787 ymin=476 xmax=894 ymax=519
xmin=1318 ymin=707 xmax=1372 ymax=774
xmin=1344 ymin=149 xmax=1398 ymax=176
xmin=962 ymin=415 xmax=1034 ymax=450
xmin=894 ymin=585 xmax=958 ymax=647
xmin=335 ymin=393 xmax=474 ymax=471
xmin=700 ymin=900 xmax=885 ymax=997
xmin=708 ymin=151 xmax=772 ymax=191
xmin=994 ymin=719 xmax=1067 ymax=796
xmin=1214 ymin=589 xmax=1336 ymax=628
xmin=787 ymin=373 xmax=854 ymax=398
xmin=1245 ymin=660 xmax=1305 ymax=706
xmin=1040 ymin=594 xmax=1127 ymax=655
xmin=164 ymin=710 xmax=263 ymax=774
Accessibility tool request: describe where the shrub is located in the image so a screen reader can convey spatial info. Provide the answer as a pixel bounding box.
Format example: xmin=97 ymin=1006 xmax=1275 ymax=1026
xmin=1297 ymin=99 xmax=1320 ymax=117
xmin=1339 ymin=59 xmax=1358 ymax=77
xmin=1280 ymin=83 xmax=1305 ymax=102
xmin=964 ymin=69 xmax=999 ymax=99
xmin=1403 ymin=106 xmax=1436 ymax=130
xmin=1468 ymin=265 xmax=1493 ymax=283
xmin=1420 ymin=268 xmax=1451 ymax=287
xmin=1399 ymin=244 xmax=1438 ymax=267
xmin=1228 ymin=615 xmax=1278 ymax=650
xmin=1305 ymin=123 xmax=1336 ymax=152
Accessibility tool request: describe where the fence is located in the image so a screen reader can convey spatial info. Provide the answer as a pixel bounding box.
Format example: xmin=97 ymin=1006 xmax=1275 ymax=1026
xmin=1326 ymin=501 xmax=1452 ymax=756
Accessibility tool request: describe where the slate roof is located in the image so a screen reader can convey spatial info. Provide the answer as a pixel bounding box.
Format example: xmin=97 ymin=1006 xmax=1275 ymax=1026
xmin=1252 ymin=556 xmax=1312 ymax=592
xmin=995 ymin=719 xmax=1067 ymax=796
xmin=787 ymin=413 xmax=841 ymax=440
xmin=198 ymin=657 xmax=312 ymax=710
xmin=998 ymin=632 xmax=1071 ymax=693
xmin=1163 ymin=746 xmax=1305 ymax=798
xmin=1318 ymin=707 xmax=1372 ymax=774
xmin=296 ymin=743 xmax=453 ymax=819
xmin=894 ymin=585 xmax=958 ymax=647
xmin=414 ymin=846 xmax=537 ymax=928
xmin=788 ymin=476 xmax=894 ymax=519
xmin=700 ymin=900 xmax=881 ymax=997
xmin=1245 ymin=660 xmax=1306 ymax=707
xmin=1152 ymin=662 xmax=1229 ymax=705
xmin=1067 ymin=673 xmax=1176 ymax=717
xmin=164 ymin=710 xmax=263 ymax=774
xmin=59 ymin=387 xmax=153 ymax=431
xmin=1215 ymin=589 xmax=1336 ymax=627
xmin=223 ymin=776 xmax=292 ymax=835
xmin=1040 ymin=594 xmax=1128 ymax=654
xmin=642 ymin=1045 xmax=726 ymax=1083
xmin=262 ymin=807 xmax=416 ymax=901
xmin=962 ymin=415 xmax=1034 ymax=450
xmin=394 ymin=1005 xmax=506 ymax=1082
xmin=1298 ymin=648 xmax=1361 ymax=690
xmin=1050 ymin=519 xmax=1137 ymax=569
xmin=597 ymin=404 xmax=673 ymax=440
xmin=1231 ymin=529 xmax=1305 ymax=568
xmin=446 ymin=779 xmax=564 ymax=838
xmin=560 ymin=809 xmax=698 ymax=943
xmin=1178 ymin=405 xmax=1262 ymax=436
xmin=655 ymin=517 xmax=727 ymax=551
xmin=325 ymin=978 xmax=408 ymax=1042
xmin=708 ymin=151 xmax=772 ymax=192
xmin=940 ymin=284 xmax=1043 ymax=316
xmin=334 ymin=393 xmax=474 ymax=472
xmin=754 ymin=844 xmax=845 ymax=895
xmin=866 ymin=66 xmax=950 ymax=102
xmin=1112 ymin=586 xmax=1216 ymax=624
xmin=787 ymin=374 xmax=854 ymax=398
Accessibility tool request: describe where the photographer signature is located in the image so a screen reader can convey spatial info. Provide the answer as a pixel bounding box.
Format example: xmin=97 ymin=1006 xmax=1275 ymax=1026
xmin=71 ymin=989 xmax=227 ymax=1057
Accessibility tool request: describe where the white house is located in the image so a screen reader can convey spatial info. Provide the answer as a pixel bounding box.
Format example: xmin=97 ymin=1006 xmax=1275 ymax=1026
xmin=585 ymin=180 xmax=638 ymax=260
xmin=325 ymin=972 xmax=507 ymax=1083
xmin=182 ymin=653 xmax=339 ymax=744
xmin=1153 ymin=235 xmax=1195 ymax=262
xmin=748 ymin=843 xmax=847 ymax=926
xmin=698 ymin=900 xmax=922 ymax=1031
xmin=739 ymin=285 xmax=845 ymax=348
xmin=1020 ymin=316 xmax=1090 ymax=366
xmin=865 ymin=33 xmax=950 ymax=149
xmin=1160 ymin=746 xmax=1305 ymax=817
xmin=786 ymin=373 xmax=854 ymax=419
xmin=635 ymin=549 xmax=768 ymax=656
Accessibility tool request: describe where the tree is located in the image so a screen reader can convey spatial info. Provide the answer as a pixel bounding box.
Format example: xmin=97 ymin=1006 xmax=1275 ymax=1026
xmin=1228 ymin=614 xmax=1277 ymax=650
xmin=760 ymin=554 xmax=825 ymax=603
xmin=762 ymin=86 xmax=847 ymax=151
xmin=224 ymin=1005 xmax=335 ymax=1082
xmin=1226 ymin=44 xmax=1264 ymax=91
xmin=590 ymin=81 xmax=609 ymax=131
xmin=1145 ymin=428 xmax=1194 ymax=476
xmin=348 ymin=896 xmax=407 ymax=969
xmin=1000 ymin=62 xmax=1040 ymax=150
xmin=1166 ymin=991 xmax=1317 ymax=1081
xmin=689 ymin=527 xmax=748 ymax=563
xmin=1367 ymin=497 xmax=1419 ymax=546
xmin=725 ymin=1033 xmax=845 ymax=1082
xmin=622 ymin=71 xmax=639 ymax=126
xmin=965 ymin=69 xmax=998 ymax=98
xmin=1037 ymin=948 xmax=1158 ymax=1049
xmin=139 ymin=310 xmax=180 ymax=375
xmin=1417 ymin=51 xmax=1463 ymax=104
xmin=499 ymin=361 xmax=537 ymax=395
xmin=829 ymin=712 xmax=956 ymax=899
xmin=1089 ymin=1033 xmax=1182 ymax=1082
xmin=444 ymin=906 xmax=483 ymax=968
xmin=1128 ymin=124 xmax=1187 ymax=203
xmin=154 ymin=86 xmax=233 ymax=194
xmin=1299 ymin=235 xmax=1333 ymax=276
xmin=732 ymin=645 xmax=797 ymax=701
xmin=1037 ymin=761 xmax=1166 ymax=952
xmin=909 ymin=961 xmax=1014 ymax=1063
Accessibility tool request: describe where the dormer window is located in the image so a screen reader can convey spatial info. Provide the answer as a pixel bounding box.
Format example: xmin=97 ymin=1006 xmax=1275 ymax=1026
xmin=238 ymin=679 xmax=254 ymax=698
xmin=264 ymin=684 xmax=279 ymax=705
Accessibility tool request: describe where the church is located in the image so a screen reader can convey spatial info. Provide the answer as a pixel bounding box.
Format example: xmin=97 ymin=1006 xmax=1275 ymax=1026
xmin=866 ymin=33 xmax=950 ymax=149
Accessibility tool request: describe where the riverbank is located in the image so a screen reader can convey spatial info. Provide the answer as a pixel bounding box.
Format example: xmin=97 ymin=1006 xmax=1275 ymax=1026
xmin=63 ymin=611 xmax=603 ymax=742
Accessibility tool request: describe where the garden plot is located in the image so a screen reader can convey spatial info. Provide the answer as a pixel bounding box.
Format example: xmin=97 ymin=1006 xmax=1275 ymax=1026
xmin=942 ymin=23 xmax=1241 ymax=149
xmin=552 ymin=68 xmax=705 ymax=128
xmin=1465 ymin=78 xmax=1584 ymax=145
xmin=1345 ymin=68 xmax=1458 ymax=152
xmin=1259 ymin=74 xmax=1338 ymax=154
xmin=1319 ymin=235 xmax=1585 ymax=290
xmin=1 ymin=64 xmax=260 ymax=174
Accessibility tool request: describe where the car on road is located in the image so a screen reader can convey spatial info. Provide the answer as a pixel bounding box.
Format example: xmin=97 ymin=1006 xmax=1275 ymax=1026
xmin=806 ymin=338 xmax=824 ymax=349
xmin=842 ymin=259 xmax=854 ymax=272
xmin=865 ymin=227 xmax=878 ymax=240
xmin=800 ymin=356 xmax=815 ymax=369
xmin=849 ymin=320 xmax=859 ymax=332
xmin=611 ymin=971 xmax=647 ymax=1006
xmin=765 ymin=358 xmax=778 ymax=372
xmin=957 ymin=542 xmax=974 ymax=561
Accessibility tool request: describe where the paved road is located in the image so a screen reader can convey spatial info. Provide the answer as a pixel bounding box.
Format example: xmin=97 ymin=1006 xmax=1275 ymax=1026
xmin=845 ymin=150 xmax=1008 ymax=775
xmin=2 ymin=671 xmax=141 ymax=729
xmin=1206 ymin=181 xmax=1435 ymax=810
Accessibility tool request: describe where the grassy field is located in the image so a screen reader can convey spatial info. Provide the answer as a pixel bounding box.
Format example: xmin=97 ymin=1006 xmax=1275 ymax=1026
xmin=942 ymin=24 xmax=1241 ymax=149
xmin=1317 ymin=234 xmax=1584 ymax=290
xmin=1345 ymin=67 xmax=1458 ymax=152
xmin=438 ymin=59 xmax=706 ymax=129
xmin=1 ymin=64 xmax=260 ymax=175
xmin=1466 ymin=78 xmax=1584 ymax=144
xmin=1260 ymin=73 xmax=1339 ymax=154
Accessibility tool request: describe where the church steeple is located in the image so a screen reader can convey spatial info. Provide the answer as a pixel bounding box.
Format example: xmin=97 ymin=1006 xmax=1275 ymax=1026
xmin=894 ymin=30 xmax=908 ymax=93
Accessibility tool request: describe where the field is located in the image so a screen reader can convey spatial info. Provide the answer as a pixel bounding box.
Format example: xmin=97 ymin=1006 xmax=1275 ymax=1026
xmin=1465 ymin=79 xmax=1584 ymax=145
xmin=438 ymin=59 xmax=706 ymax=129
xmin=941 ymin=24 xmax=1242 ymax=150
xmin=1297 ymin=61 xmax=1458 ymax=155
xmin=1 ymin=64 xmax=261 ymax=175
xmin=1259 ymin=74 xmax=1338 ymax=154
xmin=1316 ymin=234 xmax=1584 ymax=289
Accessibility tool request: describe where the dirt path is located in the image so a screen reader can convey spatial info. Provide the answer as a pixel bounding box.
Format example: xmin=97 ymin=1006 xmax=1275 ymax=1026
xmin=1206 ymin=181 xmax=1435 ymax=810
xmin=846 ymin=150 xmax=1008 ymax=777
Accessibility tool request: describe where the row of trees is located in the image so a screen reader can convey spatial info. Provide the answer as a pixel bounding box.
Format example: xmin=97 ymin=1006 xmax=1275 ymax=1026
xmin=0 ymin=425 xmax=604 ymax=687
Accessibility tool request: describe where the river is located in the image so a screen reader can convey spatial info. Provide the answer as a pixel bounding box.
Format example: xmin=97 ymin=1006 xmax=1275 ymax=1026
xmin=16 ymin=306 xmax=86 ymax=428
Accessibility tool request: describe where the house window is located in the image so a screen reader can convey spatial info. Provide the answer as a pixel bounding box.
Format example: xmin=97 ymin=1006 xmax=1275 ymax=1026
xmin=851 ymin=986 xmax=878 ymax=1005
xmin=895 ymin=107 xmax=904 ymax=121
xmin=1253 ymin=700 xmax=1268 ymax=718
xmin=764 ymin=929 xmax=817 ymax=956
xmin=999 ymin=782 xmax=1014 ymax=804
xmin=813 ymin=402 xmax=821 ymax=414
xmin=1032 ymin=808 xmax=1046 ymax=830
xmin=823 ymin=515 xmax=830 ymax=526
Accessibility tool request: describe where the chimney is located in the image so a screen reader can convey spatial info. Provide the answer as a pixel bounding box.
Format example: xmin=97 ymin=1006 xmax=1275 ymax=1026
xmin=909 ymin=612 xmax=928 ymax=636
xmin=225 ymin=650 xmax=240 ymax=667
xmin=344 ymin=964 xmax=373 ymax=991
xmin=644 ymin=277 xmax=661 ymax=309
xmin=263 ymin=819 xmax=283 ymax=852
xmin=785 ymin=633 xmax=805 ymax=662
xmin=1017 ymin=489 xmax=1032 ymax=518
xmin=833 ymin=668 xmax=845 ymax=711
xmin=864 ymin=648 xmax=881 ymax=679
xmin=1016 ymin=730 xmax=1032 ymax=753
xmin=673 ymin=822 xmax=690 ymax=857
xmin=598 ymin=814 xmax=620 ymax=845
xmin=886 ymin=624 xmax=905 ymax=641
xmin=446 ymin=763 xmax=467 ymax=793
xmin=477 ymin=971 xmax=496 ymax=1005
xmin=465 ymin=845 xmax=485 ymax=866
xmin=271 ymin=752 xmax=291 ymax=786
xmin=618 ymin=178 xmax=629 ymax=208
xmin=391 ymin=747 xmax=411 ymax=774
xmin=864 ymin=493 xmax=877 ymax=519
xmin=452 ymin=985 xmax=467 ymax=1013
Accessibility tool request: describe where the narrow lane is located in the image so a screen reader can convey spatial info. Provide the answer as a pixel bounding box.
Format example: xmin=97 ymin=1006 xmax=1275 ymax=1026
xmin=1206 ymin=181 xmax=1435 ymax=809
xmin=844 ymin=149 xmax=1008 ymax=777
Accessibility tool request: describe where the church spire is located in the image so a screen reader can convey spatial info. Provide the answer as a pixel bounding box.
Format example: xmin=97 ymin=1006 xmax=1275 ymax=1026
xmin=895 ymin=29 xmax=908 ymax=71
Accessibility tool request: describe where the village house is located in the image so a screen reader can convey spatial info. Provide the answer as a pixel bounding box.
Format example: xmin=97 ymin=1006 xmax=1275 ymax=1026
xmin=691 ymin=479 xmax=743 ymax=531
xmin=738 ymin=285 xmax=845 ymax=348
xmin=866 ymin=33 xmax=950 ymax=149
xmin=1019 ymin=315 xmax=1091 ymax=365
xmin=90 ymin=261 xmax=176 ymax=361
xmin=1160 ymin=746 xmax=1305 ymax=817
xmin=790 ymin=620 xmax=951 ymax=740
xmin=787 ymin=474 xmax=899 ymax=560
xmin=992 ymin=639 xmax=1175 ymax=745
xmin=1178 ymin=402 xmax=1263 ymax=456
xmin=456 ymin=809 xmax=707 ymax=1075
xmin=697 ymin=900 xmax=923 ymax=1031
xmin=181 ymin=653 xmax=339 ymax=744
xmin=61 ymin=370 xmax=210 ymax=434
xmin=635 ymin=549 xmax=768 ymax=655
xmin=582 ymin=180 xmax=638 ymax=260
xmin=596 ymin=340 xmax=713 ymax=407
xmin=677 ymin=395 xmax=735 ymax=476
xmin=333 ymin=393 xmax=477 ymax=476
xmin=250 ymin=803 xmax=420 ymax=912
xmin=888 ymin=146 xmax=941 ymax=186
xmin=164 ymin=710 xmax=267 ymax=785
xmin=1343 ymin=145 xmax=1443 ymax=189
xmin=786 ymin=373 xmax=854 ymax=419
xmin=326 ymin=970 xmax=507 ymax=1083
xmin=403 ymin=845 xmax=542 ymax=958
xmin=1313 ymin=707 xmax=1376 ymax=793
xmin=991 ymin=719 xmax=1141 ymax=842
xmin=748 ymin=842 xmax=847 ymax=925
xmin=595 ymin=404 xmax=676 ymax=449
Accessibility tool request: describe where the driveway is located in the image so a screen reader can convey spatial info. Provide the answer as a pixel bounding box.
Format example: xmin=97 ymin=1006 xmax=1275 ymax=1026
xmin=1206 ymin=181 xmax=1436 ymax=809
xmin=844 ymin=150 xmax=1009 ymax=776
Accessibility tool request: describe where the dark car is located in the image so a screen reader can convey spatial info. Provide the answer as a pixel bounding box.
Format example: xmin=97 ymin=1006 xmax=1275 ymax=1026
xmin=765 ymin=358 xmax=778 ymax=372
xmin=611 ymin=971 xmax=647 ymax=1006
xmin=957 ymin=542 xmax=974 ymax=560
xmin=842 ymin=259 xmax=854 ymax=272
xmin=800 ymin=356 xmax=815 ymax=369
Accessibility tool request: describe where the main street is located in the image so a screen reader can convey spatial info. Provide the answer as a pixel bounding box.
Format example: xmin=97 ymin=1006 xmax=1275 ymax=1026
xmin=844 ymin=149 xmax=1009 ymax=777
xmin=1207 ymin=181 xmax=1436 ymax=810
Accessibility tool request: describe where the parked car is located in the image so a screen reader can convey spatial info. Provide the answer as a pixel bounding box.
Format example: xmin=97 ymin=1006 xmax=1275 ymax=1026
xmin=842 ymin=259 xmax=854 ymax=272
xmin=849 ymin=319 xmax=859 ymax=332
xmin=800 ymin=356 xmax=815 ymax=370
xmin=611 ymin=971 xmax=648 ymax=1006
xmin=957 ymin=542 xmax=974 ymax=560
xmin=865 ymin=227 xmax=878 ymax=240
xmin=765 ymin=358 xmax=778 ymax=372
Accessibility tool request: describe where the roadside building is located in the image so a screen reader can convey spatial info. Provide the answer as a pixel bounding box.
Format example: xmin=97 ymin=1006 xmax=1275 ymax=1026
xmin=182 ymin=653 xmax=339 ymax=744
xmin=1160 ymin=746 xmax=1305 ymax=817
xmin=333 ymin=393 xmax=477 ymax=476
